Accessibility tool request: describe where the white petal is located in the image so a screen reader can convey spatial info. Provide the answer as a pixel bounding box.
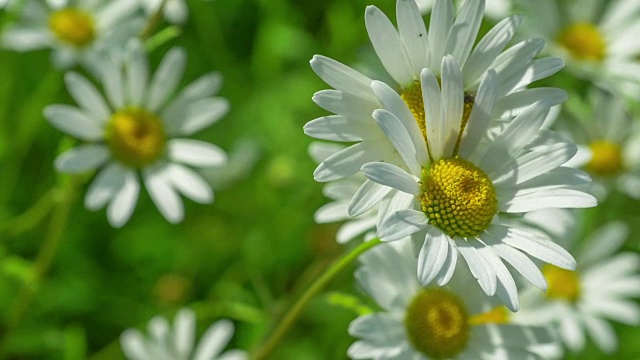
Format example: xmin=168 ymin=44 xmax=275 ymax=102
xmin=173 ymin=309 xmax=196 ymax=358
xmin=167 ymin=164 xmax=214 ymax=204
xmin=582 ymin=315 xmax=617 ymax=354
xmin=168 ymin=139 xmax=227 ymax=167
xmin=578 ymin=221 xmax=629 ymax=266
xmin=310 ymin=55 xmax=373 ymax=95
xmin=337 ymin=217 xmax=378 ymax=244
xmin=2 ymin=28 xmax=52 ymax=51
xmin=168 ymin=97 xmax=230 ymax=136
xmin=421 ymin=67 xmax=445 ymax=159
xmin=361 ymin=162 xmax=420 ymax=195
xmin=372 ymin=109 xmax=421 ymax=175
xmin=397 ymin=0 xmax=431 ymax=75
xmin=348 ymin=179 xmax=392 ymax=217
xmin=314 ymin=141 xmax=389 ymax=182
xmin=144 ymin=166 xmax=184 ymax=224
xmin=417 ymin=227 xmax=449 ymax=285
xmin=304 ymin=115 xmax=377 ymax=142
xmin=146 ymin=47 xmax=186 ymax=112
xmin=559 ymin=314 xmax=585 ymax=352
xmin=100 ymin=56 xmax=125 ymax=109
xmin=64 ymin=72 xmax=111 ymax=123
xmin=107 ymin=169 xmax=140 ymax=228
xmin=125 ymin=40 xmax=149 ymax=106
xmin=378 ymin=209 xmax=428 ymax=241
xmin=435 ymin=237 xmax=458 ymax=286
xmin=314 ymin=202 xmax=348 ymax=223
xmin=440 ymin=55 xmax=464 ymax=158
xmin=55 ymin=145 xmax=109 ymax=173
xmin=44 ymin=105 xmax=104 ymax=141
xmin=120 ymin=329 xmax=148 ymax=360
xmin=458 ymin=70 xmax=498 ymax=158
xmin=444 ymin=0 xmax=484 ymax=67
xmin=85 ymin=163 xmax=126 ymax=211
xmin=365 ymin=6 xmax=414 ymax=86
xmin=428 ymin=0 xmax=454 ymax=71
xmin=458 ymin=241 xmax=497 ymax=296
xmin=193 ymin=320 xmax=234 ymax=360
xmin=477 ymin=244 xmax=519 ymax=311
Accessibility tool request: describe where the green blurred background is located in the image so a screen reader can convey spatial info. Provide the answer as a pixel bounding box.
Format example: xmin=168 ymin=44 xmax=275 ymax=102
xmin=0 ymin=0 xmax=638 ymax=359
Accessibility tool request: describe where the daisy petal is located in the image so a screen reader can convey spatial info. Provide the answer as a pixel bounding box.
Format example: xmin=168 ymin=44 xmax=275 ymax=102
xmin=444 ymin=0 xmax=483 ymax=67
xmin=193 ymin=320 xmax=234 ymax=360
xmin=421 ymin=67 xmax=445 ymax=159
xmin=167 ymin=164 xmax=214 ymax=204
xmin=107 ymin=169 xmax=140 ymax=228
xmin=125 ymin=40 xmax=149 ymax=106
xmin=173 ymin=309 xmax=196 ymax=358
xmin=64 ymin=72 xmax=111 ymax=122
xmin=55 ymin=144 xmax=110 ymax=173
xmin=428 ymin=0 xmax=454 ymax=70
xmin=44 ymin=105 xmax=104 ymax=141
xmin=435 ymin=237 xmax=458 ymax=286
xmin=168 ymin=139 xmax=227 ymax=167
xmin=361 ymin=162 xmax=419 ymax=195
xmin=397 ymin=0 xmax=431 ymax=74
xmin=417 ymin=227 xmax=449 ymax=285
xmin=310 ymin=55 xmax=373 ymax=95
xmin=144 ymin=166 xmax=184 ymax=224
xmin=170 ymin=98 xmax=230 ymax=136
xmin=348 ymin=179 xmax=392 ymax=217
xmin=314 ymin=141 xmax=388 ymax=182
xmin=146 ymin=47 xmax=186 ymax=112
xmin=372 ymin=109 xmax=421 ymax=174
xmin=458 ymin=241 xmax=497 ymax=296
xmin=378 ymin=209 xmax=428 ymax=241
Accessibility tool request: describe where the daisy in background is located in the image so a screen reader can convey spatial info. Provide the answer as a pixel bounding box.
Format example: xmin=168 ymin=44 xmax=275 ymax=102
xmin=415 ymin=0 xmax=511 ymax=20
xmin=138 ymin=0 xmax=216 ymax=25
xmin=121 ymin=308 xmax=247 ymax=360
xmin=560 ymin=87 xmax=640 ymax=200
xmin=516 ymin=0 xmax=640 ymax=97
xmin=513 ymin=219 xmax=640 ymax=355
xmin=45 ymin=40 xmax=230 ymax=227
xmin=349 ymin=240 xmax=556 ymax=359
xmin=306 ymin=0 xmax=566 ymax=218
xmin=2 ymin=0 xmax=141 ymax=69
xmin=359 ymin=55 xmax=596 ymax=311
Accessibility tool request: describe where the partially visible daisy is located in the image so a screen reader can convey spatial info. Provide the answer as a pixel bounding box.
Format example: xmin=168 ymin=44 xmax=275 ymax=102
xmin=517 ymin=0 xmax=640 ymax=97
xmin=513 ymin=220 xmax=640 ymax=355
xmin=138 ymin=0 xmax=216 ymax=25
xmin=2 ymin=0 xmax=141 ymax=69
xmin=45 ymin=40 xmax=229 ymax=227
xmin=306 ymin=0 xmax=566 ymax=215
xmin=349 ymin=240 xmax=555 ymax=359
xmin=121 ymin=308 xmax=247 ymax=360
xmin=309 ymin=142 xmax=378 ymax=244
xmin=561 ymin=87 xmax=640 ymax=199
xmin=360 ymin=56 xmax=596 ymax=310
xmin=416 ymin=0 xmax=511 ymax=20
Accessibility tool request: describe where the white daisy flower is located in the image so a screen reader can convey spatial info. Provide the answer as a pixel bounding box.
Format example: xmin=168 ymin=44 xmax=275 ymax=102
xmin=45 ymin=40 xmax=229 ymax=227
xmin=560 ymin=87 xmax=640 ymax=200
xmin=305 ymin=0 xmax=566 ymax=217
xmin=349 ymin=240 xmax=555 ymax=359
xmin=359 ymin=55 xmax=596 ymax=311
xmin=516 ymin=0 xmax=640 ymax=97
xmin=416 ymin=0 xmax=511 ymax=20
xmin=309 ymin=142 xmax=379 ymax=244
xmin=2 ymin=0 xmax=141 ymax=69
xmin=121 ymin=308 xmax=247 ymax=360
xmin=513 ymin=220 xmax=640 ymax=355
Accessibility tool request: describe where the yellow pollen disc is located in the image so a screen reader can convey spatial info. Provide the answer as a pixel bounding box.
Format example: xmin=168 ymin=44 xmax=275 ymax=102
xmin=468 ymin=306 xmax=510 ymax=326
xmin=405 ymin=288 xmax=469 ymax=359
xmin=49 ymin=8 xmax=96 ymax=48
xmin=106 ymin=108 xmax=166 ymax=168
xmin=543 ymin=265 xmax=581 ymax=302
xmin=557 ymin=22 xmax=606 ymax=62
xmin=586 ymin=140 xmax=623 ymax=177
xmin=419 ymin=158 xmax=497 ymax=238
xmin=401 ymin=80 xmax=426 ymax=140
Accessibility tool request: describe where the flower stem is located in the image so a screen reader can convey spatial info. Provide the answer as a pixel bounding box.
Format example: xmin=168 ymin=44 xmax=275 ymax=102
xmin=252 ymin=238 xmax=382 ymax=360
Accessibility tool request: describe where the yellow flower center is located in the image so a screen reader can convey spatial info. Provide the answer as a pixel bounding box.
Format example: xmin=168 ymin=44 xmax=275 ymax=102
xmin=586 ymin=140 xmax=623 ymax=177
xmin=106 ymin=108 xmax=166 ymax=168
xmin=468 ymin=306 xmax=510 ymax=326
xmin=543 ymin=265 xmax=581 ymax=302
xmin=48 ymin=8 xmax=96 ymax=48
xmin=419 ymin=158 xmax=497 ymax=238
xmin=404 ymin=288 xmax=469 ymax=359
xmin=557 ymin=22 xmax=606 ymax=62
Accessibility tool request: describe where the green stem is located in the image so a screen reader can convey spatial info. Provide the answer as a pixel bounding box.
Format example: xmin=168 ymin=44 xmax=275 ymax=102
xmin=2 ymin=176 xmax=78 ymax=339
xmin=252 ymin=238 xmax=382 ymax=360
xmin=139 ymin=0 xmax=170 ymax=41
xmin=0 ymin=188 xmax=57 ymax=238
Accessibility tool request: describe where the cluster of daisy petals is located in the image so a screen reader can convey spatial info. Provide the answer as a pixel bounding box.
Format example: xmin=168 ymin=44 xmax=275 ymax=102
xmin=308 ymin=0 xmax=640 ymax=358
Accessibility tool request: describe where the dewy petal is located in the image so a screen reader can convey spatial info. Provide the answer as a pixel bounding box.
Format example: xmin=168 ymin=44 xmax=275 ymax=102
xmin=146 ymin=47 xmax=186 ymax=112
xmin=421 ymin=67 xmax=445 ymax=160
xmin=192 ymin=320 xmax=234 ymax=360
xmin=168 ymin=139 xmax=227 ymax=167
xmin=125 ymin=40 xmax=149 ymax=106
xmin=310 ymin=55 xmax=373 ymax=96
xmin=444 ymin=0 xmax=484 ymax=67
xmin=378 ymin=209 xmax=428 ymax=241
xmin=361 ymin=162 xmax=420 ymax=195
xmin=173 ymin=309 xmax=196 ymax=358
xmin=143 ymin=166 xmax=184 ymax=224
xmin=55 ymin=144 xmax=110 ymax=173
xmin=348 ymin=179 xmax=392 ymax=217
xmin=372 ymin=109 xmax=421 ymax=175
xmin=440 ymin=55 xmax=464 ymax=158
xmin=107 ymin=169 xmax=140 ymax=228
xmin=64 ymin=72 xmax=112 ymax=124
xmin=428 ymin=0 xmax=454 ymax=72
xmin=397 ymin=0 xmax=431 ymax=75
xmin=417 ymin=227 xmax=449 ymax=285
xmin=167 ymin=163 xmax=214 ymax=204
xmin=365 ymin=5 xmax=414 ymax=86
xmin=44 ymin=105 xmax=104 ymax=141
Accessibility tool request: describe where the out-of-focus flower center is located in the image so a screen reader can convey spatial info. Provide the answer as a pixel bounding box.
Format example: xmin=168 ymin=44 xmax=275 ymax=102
xmin=543 ymin=265 xmax=581 ymax=302
xmin=586 ymin=140 xmax=623 ymax=176
xmin=404 ymin=288 xmax=469 ymax=359
xmin=401 ymin=80 xmax=426 ymax=139
xmin=468 ymin=306 xmax=510 ymax=326
xmin=557 ymin=22 xmax=606 ymax=61
xmin=48 ymin=8 xmax=96 ymax=48
xmin=106 ymin=108 xmax=166 ymax=168
xmin=419 ymin=158 xmax=497 ymax=238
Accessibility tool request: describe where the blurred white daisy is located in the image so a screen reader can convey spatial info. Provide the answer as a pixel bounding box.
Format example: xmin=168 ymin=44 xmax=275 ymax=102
xmin=517 ymin=0 xmax=640 ymax=97
xmin=2 ymin=0 xmax=141 ymax=69
xmin=561 ymin=88 xmax=640 ymax=200
xmin=45 ymin=40 xmax=230 ymax=227
xmin=513 ymin=220 xmax=640 ymax=355
xmin=416 ymin=0 xmax=511 ymax=20
xmin=349 ymin=240 xmax=555 ymax=359
xmin=138 ymin=0 xmax=215 ymax=25
xmin=0 ymin=0 xmax=16 ymax=9
xmin=121 ymin=308 xmax=247 ymax=360
xmin=359 ymin=56 xmax=596 ymax=311
xmin=306 ymin=0 xmax=566 ymax=216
